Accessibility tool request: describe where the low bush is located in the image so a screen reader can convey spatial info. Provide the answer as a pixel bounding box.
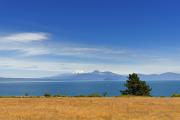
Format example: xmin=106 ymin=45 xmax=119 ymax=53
xmin=102 ymin=92 xmax=108 ymax=97
xmin=75 ymin=93 xmax=102 ymax=97
xmin=87 ymin=93 xmax=102 ymax=97
xmin=53 ymin=94 xmax=62 ymax=97
xmin=171 ymin=94 xmax=180 ymax=97
xmin=44 ymin=93 xmax=51 ymax=97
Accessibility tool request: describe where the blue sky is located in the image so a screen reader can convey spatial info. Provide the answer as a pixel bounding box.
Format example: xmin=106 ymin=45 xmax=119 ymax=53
xmin=0 ymin=0 xmax=180 ymax=78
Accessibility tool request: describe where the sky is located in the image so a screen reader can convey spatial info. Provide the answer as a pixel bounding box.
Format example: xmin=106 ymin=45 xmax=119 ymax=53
xmin=0 ymin=0 xmax=180 ymax=78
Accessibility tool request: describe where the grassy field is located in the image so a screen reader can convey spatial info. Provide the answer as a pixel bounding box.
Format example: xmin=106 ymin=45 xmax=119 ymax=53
xmin=0 ymin=97 xmax=179 ymax=120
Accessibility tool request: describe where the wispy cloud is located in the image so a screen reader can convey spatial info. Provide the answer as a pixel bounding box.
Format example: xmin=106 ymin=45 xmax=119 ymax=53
xmin=0 ymin=32 xmax=48 ymax=42
xmin=0 ymin=32 xmax=176 ymax=64
xmin=0 ymin=32 xmax=129 ymax=59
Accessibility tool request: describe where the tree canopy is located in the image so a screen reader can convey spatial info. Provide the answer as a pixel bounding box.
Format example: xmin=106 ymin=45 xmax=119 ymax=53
xmin=121 ymin=73 xmax=151 ymax=96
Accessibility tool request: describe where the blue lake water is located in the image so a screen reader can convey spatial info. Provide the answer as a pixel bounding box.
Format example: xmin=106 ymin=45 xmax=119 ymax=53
xmin=0 ymin=80 xmax=179 ymax=96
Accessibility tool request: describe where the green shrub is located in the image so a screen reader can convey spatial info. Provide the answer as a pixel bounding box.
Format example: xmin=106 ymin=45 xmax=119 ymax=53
xmin=87 ymin=93 xmax=102 ymax=97
xmin=102 ymin=92 xmax=108 ymax=97
xmin=53 ymin=94 xmax=62 ymax=97
xmin=171 ymin=94 xmax=180 ymax=97
xmin=75 ymin=95 xmax=86 ymax=97
xmin=44 ymin=93 xmax=51 ymax=97
xmin=75 ymin=93 xmax=102 ymax=97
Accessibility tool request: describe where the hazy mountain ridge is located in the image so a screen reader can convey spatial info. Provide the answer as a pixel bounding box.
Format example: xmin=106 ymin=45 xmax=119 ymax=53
xmin=46 ymin=71 xmax=180 ymax=81
xmin=139 ymin=72 xmax=180 ymax=80
xmin=47 ymin=70 xmax=126 ymax=81
xmin=0 ymin=71 xmax=180 ymax=81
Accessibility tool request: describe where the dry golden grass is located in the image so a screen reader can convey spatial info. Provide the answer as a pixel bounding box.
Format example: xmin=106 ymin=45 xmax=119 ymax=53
xmin=0 ymin=97 xmax=179 ymax=120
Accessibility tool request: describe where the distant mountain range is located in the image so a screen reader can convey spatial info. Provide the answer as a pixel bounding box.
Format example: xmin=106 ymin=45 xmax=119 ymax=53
xmin=1 ymin=71 xmax=180 ymax=81
xmin=46 ymin=71 xmax=180 ymax=81
xmin=47 ymin=70 xmax=126 ymax=81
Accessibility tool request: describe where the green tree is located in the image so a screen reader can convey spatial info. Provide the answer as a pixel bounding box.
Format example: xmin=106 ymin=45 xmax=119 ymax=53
xmin=121 ymin=73 xmax=151 ymax=96
xmin=102 ymin=92 xmax=108 ymax=97
xmin=44 ymin=93 xmax=51 ymax=97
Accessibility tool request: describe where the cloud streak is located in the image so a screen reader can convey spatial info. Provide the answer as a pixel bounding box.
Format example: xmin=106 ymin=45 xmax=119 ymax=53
xmin=0 ymin=32 xmax=130 ymax=60
xmin=0 ymin=32 xmax=48 ymax=42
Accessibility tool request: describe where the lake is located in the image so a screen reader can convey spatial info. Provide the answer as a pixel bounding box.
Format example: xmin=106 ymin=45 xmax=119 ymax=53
xmin=0 ymin=80 xmax=179 ymax=96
